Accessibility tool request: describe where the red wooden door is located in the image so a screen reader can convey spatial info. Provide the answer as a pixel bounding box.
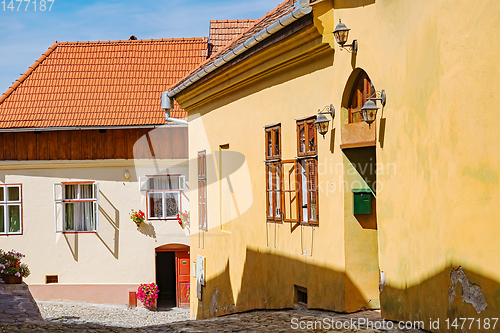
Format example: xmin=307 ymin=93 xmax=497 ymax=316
xmin=176 ymin=251 xmax=190 ymax=307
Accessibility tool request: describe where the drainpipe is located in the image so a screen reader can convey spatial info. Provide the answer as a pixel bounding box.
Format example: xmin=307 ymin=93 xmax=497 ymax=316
xmin=161 ymin=0 xmax=312 ymax=114
xmin=164 ymin=108 xmax=188 ymax=125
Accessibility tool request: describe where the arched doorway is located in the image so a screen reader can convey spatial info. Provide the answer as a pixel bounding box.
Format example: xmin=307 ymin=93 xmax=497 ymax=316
xmin=155 ymin=243 xmax=190 ymax=308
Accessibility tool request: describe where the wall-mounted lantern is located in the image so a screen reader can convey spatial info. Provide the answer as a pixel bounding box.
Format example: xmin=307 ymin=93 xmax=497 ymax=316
xmin=314 ymin=104 xmax=335 ymax=137
xmin=360 ymin=90 xmax=386 ymax=128
xmin=333 ymin=19 xmax=358 ymax=53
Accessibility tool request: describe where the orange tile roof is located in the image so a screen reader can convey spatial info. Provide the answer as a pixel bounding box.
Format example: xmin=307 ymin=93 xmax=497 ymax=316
xmin=0 ymin=38 xmax=208 ymax=129
xmin=170 ymin=1 xmax=295 ymax=93
xmin=209 ymin=19 xmax=258 ymax=54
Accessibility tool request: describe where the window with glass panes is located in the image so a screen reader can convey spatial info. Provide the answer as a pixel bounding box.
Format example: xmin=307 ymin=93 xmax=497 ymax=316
xmin=146 ymin=175 xmax=183 ymax=220
xmin=266 ymin=120 xmax=319 ymax=226
xmin=265 ymin=125 xmax=282 ymax=223
xmin=0 ymin=185 xmax=22 ymax=235
xmin=54 ymin=182 xmax=99 ymax=232
xmin=297 ymin=117 xmax=317 ymax=157
xmin=296 ymin=118 xmax=319 ymax=225
xmin=348 ymin=72 xmax=375 ymax=123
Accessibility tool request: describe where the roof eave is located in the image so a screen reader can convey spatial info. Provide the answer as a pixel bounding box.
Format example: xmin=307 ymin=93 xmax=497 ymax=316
xmin=163 ymin=0 xmax=312 ymax=107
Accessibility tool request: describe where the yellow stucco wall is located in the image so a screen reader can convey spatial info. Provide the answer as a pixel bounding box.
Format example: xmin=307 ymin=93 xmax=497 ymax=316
xmin=181 ymin=2 xmax=379 ymax=319
xmin=177 ymin=0 xmax=500 ymax=330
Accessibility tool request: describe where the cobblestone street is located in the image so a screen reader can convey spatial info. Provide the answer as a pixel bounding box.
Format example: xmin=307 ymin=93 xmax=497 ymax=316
xmin=0 ymin=302 xmax=430 ymax=332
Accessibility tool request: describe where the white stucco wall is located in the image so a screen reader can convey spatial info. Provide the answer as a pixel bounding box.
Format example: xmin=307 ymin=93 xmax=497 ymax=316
xmin=0 ymin=159 xmax=189 ymax=286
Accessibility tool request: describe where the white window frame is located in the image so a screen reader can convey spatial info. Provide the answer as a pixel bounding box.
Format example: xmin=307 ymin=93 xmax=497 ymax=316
xmin=147 ymin=190 xmax=181 ymax=220
xmin=0 ymin=185 xmax=22 ymax=235
xmin=54 ymin=182 xmax=99 ymax=233
xmin=141 ymin=175 xmax=184 ymax=221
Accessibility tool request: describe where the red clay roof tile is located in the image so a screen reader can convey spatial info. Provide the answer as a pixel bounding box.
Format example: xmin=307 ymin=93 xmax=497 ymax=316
xmin=208 ymin=19 xmax=258 ymax=54
xmin=0 ymin=38 xmax=208 ymax=129
xmin=171 ymin=1 xmax=294 ymax=93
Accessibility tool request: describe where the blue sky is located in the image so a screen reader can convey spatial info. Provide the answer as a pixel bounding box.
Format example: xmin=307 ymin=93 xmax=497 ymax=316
xmin=0 ymin=0 xmax=274 ymax=94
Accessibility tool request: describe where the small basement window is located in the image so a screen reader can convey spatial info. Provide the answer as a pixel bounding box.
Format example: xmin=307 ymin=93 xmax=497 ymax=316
xmin=46 ymin=275 xmax=58 ymax=284
xmin=295 ymin=285 xmax=307 ymax=305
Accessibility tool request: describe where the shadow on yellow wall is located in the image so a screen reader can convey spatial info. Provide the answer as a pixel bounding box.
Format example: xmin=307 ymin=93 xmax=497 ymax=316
xmin=382 ymin=266 xmax=500 ymax=333
xmin=196 ymin=248 xmax=372 ymax=319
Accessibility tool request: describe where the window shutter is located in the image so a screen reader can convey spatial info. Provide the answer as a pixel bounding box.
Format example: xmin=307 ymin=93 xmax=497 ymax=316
xmin=54 ymin=183 xmax=63 ymax=202
xmin=93 ymin=182 xmax=100 ymax=200
xmin=93 ymin=201 xmax=99 ymax=232
xmin=54 ymin=183 xmax=64 ymax=232
xmin=307 ymin=159 xmax=318 ymax=224
xmin=266 ymin=163 xmax=271 ymax=220
xmin=139 ymin=176 xmax=148 ymax=192
xmin=179 ymin=176 xmax=186 ymax=190
xmin=282 ymin=160 xmax=300 ymax=223
xmin=274 ymin=163 xmax=282 ymax=221
xmin=54 ymin=201 xmax=64 ymax=233
xmin=198 ymin=150 xmax=207 ymax=230
xmin=93 ymin=183 xmax=99 ymax=231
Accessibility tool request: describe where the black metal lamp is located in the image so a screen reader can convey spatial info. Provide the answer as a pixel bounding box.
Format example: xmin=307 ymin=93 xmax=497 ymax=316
xmin=314 ymin=104 xmax=335 ymax=137
xmin=333 ymin=19 xmax=358 ymax=53
xmin=360 ymin=90 xmax=386 ymax=128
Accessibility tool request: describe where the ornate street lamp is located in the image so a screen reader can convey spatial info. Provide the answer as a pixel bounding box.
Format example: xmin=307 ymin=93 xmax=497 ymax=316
xmin=314 ymin=104 xmax=335 ymax=137
xmin=333 ymin=19 xmax=358 ymax=53
xmin=360 ymin=90 xmax=386 ymax=128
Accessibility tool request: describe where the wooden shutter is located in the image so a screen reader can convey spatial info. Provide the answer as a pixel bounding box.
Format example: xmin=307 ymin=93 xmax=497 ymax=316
xmin=282 ymin=160 xmax=300 ymax=223
xmin=198 ymin=151 xmax=207 ymax=230
xmin=306 ymin=159 xmax=319 ymax=225
xmin=266 ymin=162 xmax=283 ymax=223
xmin=266 ymin=163 xmax=272 ymax=220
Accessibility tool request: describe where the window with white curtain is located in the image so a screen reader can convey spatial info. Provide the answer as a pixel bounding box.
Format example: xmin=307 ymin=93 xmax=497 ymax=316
xmin=143 ymin=175 xmax=183 ymax=220
xmin=54 ymin=182 xmax=99 ymax=232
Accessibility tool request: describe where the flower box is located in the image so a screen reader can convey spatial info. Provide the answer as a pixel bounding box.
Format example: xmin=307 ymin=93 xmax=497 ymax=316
xmin=1 ymin=274 xmax=22 ymax=284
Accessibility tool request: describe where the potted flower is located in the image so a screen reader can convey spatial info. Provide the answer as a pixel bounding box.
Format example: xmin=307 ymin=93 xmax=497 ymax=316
xmin=130 ymin=209 xmax=145 ymax=226
xmin=177 ymin=210 xmax=190 ymax=229
xmin=0 ymin=249 xmax=30 ymax=284
xmin=136 ymin=283 xmax=159 ymax=309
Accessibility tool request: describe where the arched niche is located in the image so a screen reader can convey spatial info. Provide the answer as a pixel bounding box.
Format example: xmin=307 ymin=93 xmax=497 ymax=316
xmin=340 ymin=68 xmax=377 ymax=148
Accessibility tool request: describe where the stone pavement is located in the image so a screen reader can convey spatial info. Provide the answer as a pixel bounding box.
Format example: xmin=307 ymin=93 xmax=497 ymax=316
xmin=0 ymin=282 xmax=43 ymax=325
xmin=0 ymin=306 xmax=430 ymax=332
xmin=167 ymin=308 xmax=429 ymax=332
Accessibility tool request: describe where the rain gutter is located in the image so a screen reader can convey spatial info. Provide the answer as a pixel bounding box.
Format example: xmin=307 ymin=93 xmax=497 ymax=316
xmin=0 ymin=124 xmax=184 ymax=133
